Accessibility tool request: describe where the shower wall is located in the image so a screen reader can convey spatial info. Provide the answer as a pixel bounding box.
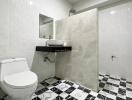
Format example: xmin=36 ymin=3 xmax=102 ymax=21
xmin=99 ymin=1 xmax=132 ymax=81
xmin=55 ymin=9 xmax=98 ymax=91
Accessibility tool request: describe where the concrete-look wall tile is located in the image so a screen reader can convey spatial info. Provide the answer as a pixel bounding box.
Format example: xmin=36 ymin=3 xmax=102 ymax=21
xmin=55 ymin=9 xmax=98 ymax=91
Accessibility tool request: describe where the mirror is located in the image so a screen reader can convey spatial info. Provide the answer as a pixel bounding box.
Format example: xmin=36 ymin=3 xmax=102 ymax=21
xmin=39 ymin=14 xmax=53 ymax=39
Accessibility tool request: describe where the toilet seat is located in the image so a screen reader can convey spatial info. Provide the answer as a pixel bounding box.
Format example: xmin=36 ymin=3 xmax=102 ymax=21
xmin=4 ymin=71 xmax=37 ymax=89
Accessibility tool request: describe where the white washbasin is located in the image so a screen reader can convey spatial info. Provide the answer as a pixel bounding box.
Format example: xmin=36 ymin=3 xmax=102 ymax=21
xmin=46 ymin=40 xmax=65 ymax=46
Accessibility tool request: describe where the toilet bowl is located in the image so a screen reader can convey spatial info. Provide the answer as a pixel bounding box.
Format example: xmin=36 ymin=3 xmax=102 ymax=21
xmin=0 ymin=58 xmax=38 ymax=100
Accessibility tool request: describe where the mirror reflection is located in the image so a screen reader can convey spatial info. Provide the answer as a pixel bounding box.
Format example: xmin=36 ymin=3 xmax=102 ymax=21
xmin=39 ymin=14 xmax=53 ymax=39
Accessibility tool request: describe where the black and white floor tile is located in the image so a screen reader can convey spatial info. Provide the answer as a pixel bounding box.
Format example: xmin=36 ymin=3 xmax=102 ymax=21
xmin=32 ymin=74 xmax=132 ymax=100
xmin=98 ymin=74 xmax=132 ymax=100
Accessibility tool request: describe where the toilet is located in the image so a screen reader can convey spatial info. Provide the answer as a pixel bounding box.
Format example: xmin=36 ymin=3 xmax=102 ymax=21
xmin=0 ymin=58 xmax=38 ymax=100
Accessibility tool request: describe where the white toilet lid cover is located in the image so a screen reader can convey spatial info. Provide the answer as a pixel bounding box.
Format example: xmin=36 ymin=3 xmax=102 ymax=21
xmin=4 ymin=71 xmax=38 ymax=88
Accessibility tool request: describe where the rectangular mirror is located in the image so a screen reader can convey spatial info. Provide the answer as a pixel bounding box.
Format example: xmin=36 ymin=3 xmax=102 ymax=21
xmin=39 ymin=14 xmax=53 ymax=39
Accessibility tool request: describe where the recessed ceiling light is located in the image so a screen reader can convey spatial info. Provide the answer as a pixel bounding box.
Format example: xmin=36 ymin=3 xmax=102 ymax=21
xmin=110 ymin=10 xmax=116 ymax=15
xmin=29 ymin=1 xmax=33 ymax=5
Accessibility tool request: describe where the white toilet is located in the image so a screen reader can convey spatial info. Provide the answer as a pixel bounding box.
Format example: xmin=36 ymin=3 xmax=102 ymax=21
xmin=0 ymin=58 xmax=38 ymax=100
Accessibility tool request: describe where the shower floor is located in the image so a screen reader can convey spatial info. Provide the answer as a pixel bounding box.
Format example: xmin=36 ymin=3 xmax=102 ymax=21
xmin=32 ymin=74 xmax=132 ymax=100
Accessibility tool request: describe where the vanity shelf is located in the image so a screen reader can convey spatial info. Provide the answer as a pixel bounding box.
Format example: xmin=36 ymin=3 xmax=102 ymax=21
xmin=36 ymin=46 xmax=72 ymax=52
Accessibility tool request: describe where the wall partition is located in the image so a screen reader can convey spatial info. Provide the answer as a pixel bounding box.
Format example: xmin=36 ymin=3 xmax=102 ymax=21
xmin=55 ymin=9 xmax=98 ymax=91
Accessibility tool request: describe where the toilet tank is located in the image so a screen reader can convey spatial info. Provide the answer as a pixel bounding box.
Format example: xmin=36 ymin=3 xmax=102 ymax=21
xmin=0 ymin=58 xmax=29 ymax=81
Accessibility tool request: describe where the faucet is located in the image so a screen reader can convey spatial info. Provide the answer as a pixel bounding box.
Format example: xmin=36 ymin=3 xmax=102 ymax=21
xmin=45 ymin=35 xmax=51 ymax=46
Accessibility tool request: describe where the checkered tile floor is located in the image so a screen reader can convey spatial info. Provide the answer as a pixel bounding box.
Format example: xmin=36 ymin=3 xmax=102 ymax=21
xmin=98 ymin=74 xmax=132 ymax=100
xmin=32 ymin=74 xmax=132 ymax=100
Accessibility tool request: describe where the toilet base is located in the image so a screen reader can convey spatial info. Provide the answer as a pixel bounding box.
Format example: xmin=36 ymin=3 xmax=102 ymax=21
xmin=5 ymin=96 xmax=32 ymax=100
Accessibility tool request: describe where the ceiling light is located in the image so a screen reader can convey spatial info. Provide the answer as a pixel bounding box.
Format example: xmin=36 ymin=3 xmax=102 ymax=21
xmin=110 ymin=10 xmax=116 ymax=15
xmin=29 ymin=1 xmax=33 ymax=5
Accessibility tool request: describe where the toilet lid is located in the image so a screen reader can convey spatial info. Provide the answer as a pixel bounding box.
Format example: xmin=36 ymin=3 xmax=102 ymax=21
xmin=4 ymin=71 xmax=38 ymax=89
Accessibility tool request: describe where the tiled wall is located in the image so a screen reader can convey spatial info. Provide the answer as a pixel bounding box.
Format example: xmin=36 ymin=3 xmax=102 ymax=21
xmin=99 ymin=1 xmax=132 ymax=81
xmin=0 ymin=1 xmax=71 ymax=97
xmin=0 ymin=0 xmax=71 ymax=84
xmin=55 ymin=9 xmax=98 ymax=91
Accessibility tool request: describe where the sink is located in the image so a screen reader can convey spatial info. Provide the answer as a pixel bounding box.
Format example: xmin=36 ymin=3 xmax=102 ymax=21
xmin=46 ymin=40 xmax=65 ymax=46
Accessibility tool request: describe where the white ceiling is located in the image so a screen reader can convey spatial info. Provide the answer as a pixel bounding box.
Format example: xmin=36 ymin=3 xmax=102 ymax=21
xmin=66 ymin=0 xmax=82 ymax=4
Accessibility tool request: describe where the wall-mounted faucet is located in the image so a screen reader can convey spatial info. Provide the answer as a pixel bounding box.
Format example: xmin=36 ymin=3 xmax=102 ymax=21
xmin=111 ymin=55 xmax=116 ymax=61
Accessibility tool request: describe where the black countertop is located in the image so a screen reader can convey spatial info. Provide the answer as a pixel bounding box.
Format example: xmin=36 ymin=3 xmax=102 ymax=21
xmin=36 ymin=46 xmax=72 ymax=52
